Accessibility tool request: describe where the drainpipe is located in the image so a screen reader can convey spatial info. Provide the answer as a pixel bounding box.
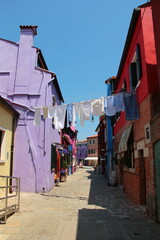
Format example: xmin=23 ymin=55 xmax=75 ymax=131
xmin=9 ymin=115 xmax=18 ymax=193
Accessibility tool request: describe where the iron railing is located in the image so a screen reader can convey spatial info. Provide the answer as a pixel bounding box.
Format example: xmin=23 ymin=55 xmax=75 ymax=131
xmin=0 ymin=175 xmax=20 ymax=224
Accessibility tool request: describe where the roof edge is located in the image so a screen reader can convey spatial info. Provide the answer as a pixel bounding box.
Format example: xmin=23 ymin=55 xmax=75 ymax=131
xmin=53 ymin=76 xmax=64 ymax=103
xmin=115 ymin=7 xmax=141 ymax=88
xmin=87 ymin=134 xmax=98 ymax=139
xmin=0 ymin=96 xmax=20 ymax=117
xmin=0 ymin=38 xmax=18 ymax=45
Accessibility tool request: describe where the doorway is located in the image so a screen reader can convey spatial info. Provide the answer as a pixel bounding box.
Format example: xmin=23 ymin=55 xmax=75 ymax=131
xmin=154 ymin=140 xmax=160 ymax=222
xmin=138 ymin=149 xmax=146 ymax=205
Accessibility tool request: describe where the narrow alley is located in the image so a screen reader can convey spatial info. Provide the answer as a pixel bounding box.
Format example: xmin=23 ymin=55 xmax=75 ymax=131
xmin=0 ymin=168 xmax=160 ymax=240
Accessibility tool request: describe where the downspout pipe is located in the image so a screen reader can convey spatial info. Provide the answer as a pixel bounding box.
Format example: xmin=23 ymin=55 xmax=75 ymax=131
xmin=9 ymin=113 xmax=19 ymax=193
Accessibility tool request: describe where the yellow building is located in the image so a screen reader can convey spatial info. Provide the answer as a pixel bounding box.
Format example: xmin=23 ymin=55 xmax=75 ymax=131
xmin=0 ymin=96 xmax=19 ymax=185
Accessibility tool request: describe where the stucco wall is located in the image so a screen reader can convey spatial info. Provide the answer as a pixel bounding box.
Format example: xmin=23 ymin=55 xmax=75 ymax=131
xmin=0 ymin=27 xmax=62 ymax=193
xmin=0 ymin=103 xmax=13 ymax=190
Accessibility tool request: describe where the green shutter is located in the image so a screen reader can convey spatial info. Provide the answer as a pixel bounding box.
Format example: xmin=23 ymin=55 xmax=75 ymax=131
xmin=51 ymin=145 xmax=57 ymax=171
xmin=129 ymin=62 xmax=138 ymax=89
xmin=136 ymin=44 xmax=142 ymax=80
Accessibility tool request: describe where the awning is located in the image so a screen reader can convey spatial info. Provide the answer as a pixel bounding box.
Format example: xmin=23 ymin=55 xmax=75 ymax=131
xmin=84 ymin=157 xmax=98 ymax=161
xmin=118 ymin=124 xmax=133 ymax=152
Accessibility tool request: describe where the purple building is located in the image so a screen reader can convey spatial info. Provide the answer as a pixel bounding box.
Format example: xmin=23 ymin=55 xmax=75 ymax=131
xmin=0 ymin=26 xmax=64 ymax=193
xmin=76 ymin=139 xmax=87 ymax=165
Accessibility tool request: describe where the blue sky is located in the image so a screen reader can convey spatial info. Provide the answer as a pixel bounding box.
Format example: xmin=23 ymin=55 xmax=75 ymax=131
xmin=1 ymin=0 xmax=146 ymax=140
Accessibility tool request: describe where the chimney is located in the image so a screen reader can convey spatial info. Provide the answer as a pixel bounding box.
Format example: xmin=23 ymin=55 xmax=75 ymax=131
xmin=14 ymin=26 xmax=38 ymax=96
xmin=19 ymin=25 xmax=38 ymax=47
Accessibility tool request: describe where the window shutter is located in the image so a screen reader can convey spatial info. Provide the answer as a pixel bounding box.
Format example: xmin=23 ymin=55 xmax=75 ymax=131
xmin=51 ymin=145 xmax=57 ymax=171
xmin=129 ymin=62 xmax=138 ymax=89
xmin=136 ymin=44 xmax=142 ymax=80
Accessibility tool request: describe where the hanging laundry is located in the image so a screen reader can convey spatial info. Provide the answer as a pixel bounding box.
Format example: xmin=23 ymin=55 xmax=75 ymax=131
xmin=78 ymin=100 xmax=92 ymax=126
xmin=74 ymin=103 xmax=82 ymax=125
xmin=67 ymin=104 xmax=73 ymax=127
xmin=43 ymin=107 xmax=48 ymax=119
xmin=124 ymin=91 xmax=140 ymax=120
xmin=91 ymin=97 xmax=105 ymax=116
xmin=114 ymin=92 xmax=125 ymax=112
xmin=81 ymin=100 xmax=92 ymax=120
xmin=53 ymin=105 xmax=67 ymax=129
xmin=74 ymin=102 xmax=81 ymax=119
xmin=33 ymin=94 xmax=127 ymax=127
xmin=104 ymin=96 xmax=116 ymax=116
xmin=48 ymin=106 xmax=56 ymax=118
xmin=34 ymin=107 xmax=41 ymax=126
xmin=72 ymin=104 xmax=76 ymax=127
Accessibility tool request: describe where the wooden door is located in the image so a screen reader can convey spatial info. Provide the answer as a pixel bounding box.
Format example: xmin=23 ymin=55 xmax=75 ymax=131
xmin=154 ymin=140 xmax=160 ymax=222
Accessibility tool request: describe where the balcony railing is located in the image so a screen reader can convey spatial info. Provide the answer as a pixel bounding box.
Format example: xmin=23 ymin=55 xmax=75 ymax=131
xmin=0 ymin=175 xmax=20 ymax=224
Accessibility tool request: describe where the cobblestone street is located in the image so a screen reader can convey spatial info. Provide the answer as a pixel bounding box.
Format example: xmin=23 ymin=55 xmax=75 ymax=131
xmin=0 ymin=168 xmax=160 ymax=240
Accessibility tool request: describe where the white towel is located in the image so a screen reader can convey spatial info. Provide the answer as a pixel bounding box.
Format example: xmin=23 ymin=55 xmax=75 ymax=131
xmin=53 ymin=105 xmax=67 ymax=129
xmin=34 ymin=107 xmax=41 ymax=126
xmin=48 ymin=106 xmax=56 ymax=118
xmin=79 ymin=101 xmax=92 ymax=126
xmin=91 ymin=97 xmax=105 ymax=116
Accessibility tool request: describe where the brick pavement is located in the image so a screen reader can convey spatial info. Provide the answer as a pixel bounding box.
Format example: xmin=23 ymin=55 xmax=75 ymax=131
xmin=0 ymin=168 xmax=160 ymax=240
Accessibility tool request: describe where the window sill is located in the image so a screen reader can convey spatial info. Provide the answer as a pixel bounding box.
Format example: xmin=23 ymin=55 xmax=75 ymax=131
xmin=124 ymin=166 xmax=135 ymax=173
xmin=0 ymin=160 xmax=5 ymax=163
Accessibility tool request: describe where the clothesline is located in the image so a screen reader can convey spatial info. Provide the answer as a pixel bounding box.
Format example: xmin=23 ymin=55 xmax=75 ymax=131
xmin=34 ymin=91 xmax=140 ymax=129
xmin=63 ymin=92 xmax=107 ymax=104
xmin=49 ymin=87 xmax=135 ymax=105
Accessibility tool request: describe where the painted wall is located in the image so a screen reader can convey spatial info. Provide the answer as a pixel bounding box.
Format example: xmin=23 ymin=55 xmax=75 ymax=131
xmin=0 ymin=102 xmax=16 ymax=194
xmin=114 ymin=5 xmax=157 ymax=136
xmin=0 ymin=26 xmax=62 ymax=193
xmin=113 ymin=4 xmax=158 ymax=219
xmin=87 ymin=135 xmax=98 ymax=157
xmin=0 ymin=103 xmax=13 ymax=177
xmin=76 ymin=140 xmax=87 ymax=163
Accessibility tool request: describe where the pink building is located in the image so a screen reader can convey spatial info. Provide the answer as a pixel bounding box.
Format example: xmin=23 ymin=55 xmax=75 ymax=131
xmin=84 ymin=135 xmax=98 ymax=166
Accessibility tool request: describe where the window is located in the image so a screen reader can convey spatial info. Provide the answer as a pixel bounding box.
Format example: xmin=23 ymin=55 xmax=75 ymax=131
xmin=145 ymin=123 xmax=151 ymax=144
xmin=0 ymin=129 xmax=5 ymax=161
xmin=129 ymin=44 xmax=142 ymax=89
xmin=120 ymin=79 xmax=127 ymax=92
xmin=88 ymin=149 xmax=96 ymax=154
xmin=51 ymin=145 xmax=57 ymax=172
xmin=123 ymin=128 xmax=135 ymax=168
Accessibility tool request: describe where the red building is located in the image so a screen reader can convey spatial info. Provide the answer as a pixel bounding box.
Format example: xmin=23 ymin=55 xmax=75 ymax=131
xmin=150 ymin=0 xmax=160 ymax=222
xmin=113 ymin=2 xmax=158 ymax=220
xmin=95 ymin=115 xmax=106 ymax=174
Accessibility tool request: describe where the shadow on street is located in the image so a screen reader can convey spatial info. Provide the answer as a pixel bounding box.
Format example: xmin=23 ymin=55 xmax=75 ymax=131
xmin=76 ymin=170 xmax=160 ymax=240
